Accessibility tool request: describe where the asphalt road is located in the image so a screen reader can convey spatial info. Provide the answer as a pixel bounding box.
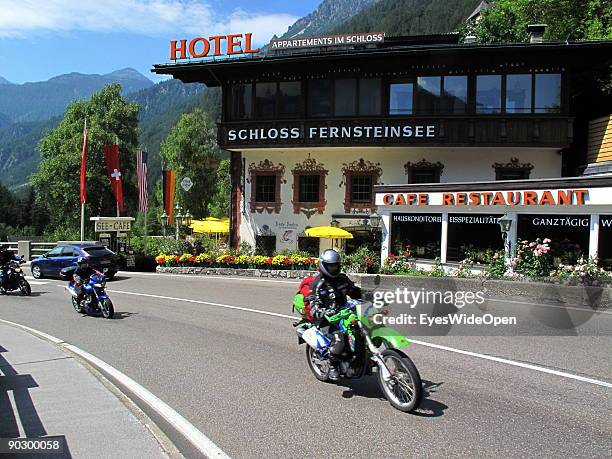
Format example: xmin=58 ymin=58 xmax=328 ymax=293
xmin=1 ymin=272 xmax=611 ymax=458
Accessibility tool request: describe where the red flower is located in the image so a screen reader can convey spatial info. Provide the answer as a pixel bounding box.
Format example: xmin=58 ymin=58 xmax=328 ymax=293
xmin=283 ymin=258 xmax=292 ymax=265
xmin=188 ymin=257 xmax=195 ymax=263
xmin=265 ymin=258 xmax=273 ymax=265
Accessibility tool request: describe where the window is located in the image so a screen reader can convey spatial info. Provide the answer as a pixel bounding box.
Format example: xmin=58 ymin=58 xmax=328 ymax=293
xmin=447 ymin=214 xmax=503 ymax=262
xmin=61 ymin=246 xmax=75 ymax=256
xmin=389 ymin=82 xmax=413 ymax=115
xmin=334 ymin=79 xmax=357 ymax=116
xmin=416 ymin=76 xmax=441 ymax=114
xmin=405 ymin=159 xmax=444 ymax=184
xmin=249 ymin=159 xmax=284 ymax=214
xmin=278 ymin=81 xmax=302 ymax=117
xmin=535 ymin=73 xmax=561 ymax=113
xmin=47 ymin=247 xmax=63 ymax=257
xmin=231 ymin=84 xmax=252 ymax=119
xmin=255 ymin=235 xmax=276 ymax=257
xmin=351 ymin=175 xmax=373 ymax=203
xmin=506 ymin=74 xmax=532 ymax=113
xmin=307 ymin=80 xmax=333 ymax=117
xmin=493 ymin=158 xmax=534 ymax=180
xmin=255 ymin=82 xmax=277 ymax=118
xmin=255 ymin=175 xmax=276 ymax=202
xmin=390 ymin=213 xmax=442 ymax=260
xmin=298 ymin=175 xmax=320 ymax=202
xmin=291 ymin=155 xmax=328 ymax=216
xmin=442 ymin=76 xmax=467 ymax=113
xmin=476 ymin=75 xmax=502 ymax=113
xmin=341 ymin=158 xmax=381 ymax=213
xmin=359 ymin=79 xmax=381 ymax=115
xmin=298 ymin=236 xmax=320 ymax=256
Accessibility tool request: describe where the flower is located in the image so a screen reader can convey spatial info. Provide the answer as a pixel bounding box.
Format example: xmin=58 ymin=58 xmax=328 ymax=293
xmin=543 ymin=238 xmax=551 ymax=244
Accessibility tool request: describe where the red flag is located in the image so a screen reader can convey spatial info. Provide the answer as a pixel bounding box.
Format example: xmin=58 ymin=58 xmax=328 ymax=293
xmin=103 ymin=144 xmax=124 ymax=212
xmin=80 ymin=122 xmax=87 ymax=204
xmin=162 ymin=169 xmax=176 ymax=224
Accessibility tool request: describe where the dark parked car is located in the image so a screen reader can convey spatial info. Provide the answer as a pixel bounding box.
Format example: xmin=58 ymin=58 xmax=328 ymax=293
xmin=30 ymin=243 xmax=120 ymax=280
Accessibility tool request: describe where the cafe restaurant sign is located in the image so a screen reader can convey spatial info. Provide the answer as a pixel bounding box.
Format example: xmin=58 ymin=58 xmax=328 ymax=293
xmin=170 ymin=33 xmax=259 ymax=60
xmin=377 ymin=188 xmax=606 ymax=207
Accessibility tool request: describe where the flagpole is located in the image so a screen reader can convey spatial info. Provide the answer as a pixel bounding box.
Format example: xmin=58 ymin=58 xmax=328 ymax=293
xmin=143 ymin=208 xmax=148 ymax=256
xmin=115 ymin=134 xmax=120 ymax=217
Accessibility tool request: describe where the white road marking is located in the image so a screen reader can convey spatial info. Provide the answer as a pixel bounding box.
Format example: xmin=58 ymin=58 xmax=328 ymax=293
xmin=63 ymin=344 xmax=230 ymax=459
xmin=104 ymin=289 xmax=612 ymax=390
xmin=107 ymin=289 xmax=297 ymax=320
xmin=0 ymin=318 xmax=230 ymax=459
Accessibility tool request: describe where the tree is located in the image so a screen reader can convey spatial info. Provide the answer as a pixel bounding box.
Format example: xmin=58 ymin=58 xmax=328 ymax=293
xmin=208 ymin=159 xmax=231 ymax=218
xmin=472 ymin=0 xmax=612 ymax=43
xmin=160 ymin=108 xmax=223 ymax=218
xmin=31 ymin=84 xmax=139 ymax=234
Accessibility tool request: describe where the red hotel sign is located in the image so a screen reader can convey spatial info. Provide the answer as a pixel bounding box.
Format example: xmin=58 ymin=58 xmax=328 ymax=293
xmin=170 ymin=33 xmax=259 ymax=60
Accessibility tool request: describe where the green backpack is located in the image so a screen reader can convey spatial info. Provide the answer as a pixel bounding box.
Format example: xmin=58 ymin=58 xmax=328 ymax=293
xmin=292 ymin=293 xmax=306 ymax=316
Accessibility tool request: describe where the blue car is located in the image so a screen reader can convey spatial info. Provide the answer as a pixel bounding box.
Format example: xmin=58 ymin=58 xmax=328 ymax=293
xmin=30 ymin=243 xmax=120 ymax=280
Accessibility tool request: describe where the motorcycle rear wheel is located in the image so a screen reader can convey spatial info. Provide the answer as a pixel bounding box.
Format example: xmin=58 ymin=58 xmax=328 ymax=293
xmin=306 ymin=346 xmax=331 ymax=382
xmin=101 ymin=298 xmax=114 ymax=319
xmin=376 ymin=349 xmax=423 ymax=413
xmin=19 ymin=279 xmax=31 ymax=296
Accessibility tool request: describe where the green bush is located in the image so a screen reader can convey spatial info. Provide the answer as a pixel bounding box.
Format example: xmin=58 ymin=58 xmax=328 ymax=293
xmin=344 ymin=245 xmax=380 ymax=273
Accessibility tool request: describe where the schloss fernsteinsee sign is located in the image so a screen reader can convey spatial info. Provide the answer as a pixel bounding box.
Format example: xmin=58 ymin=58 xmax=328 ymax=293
xmin=223 ymin=122 xmax=437 ymax=145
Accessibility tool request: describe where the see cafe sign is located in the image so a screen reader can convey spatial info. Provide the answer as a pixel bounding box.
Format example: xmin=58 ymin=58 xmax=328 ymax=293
xmin=94 ymin=219 xmax=132 ymax=232
xmin=170 ymin=33 xmax=259 ymax=60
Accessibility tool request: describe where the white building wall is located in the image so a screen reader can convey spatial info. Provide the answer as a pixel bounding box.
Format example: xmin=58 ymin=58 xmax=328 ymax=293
xmin=238 ymin=146 xmax=561 ymax=252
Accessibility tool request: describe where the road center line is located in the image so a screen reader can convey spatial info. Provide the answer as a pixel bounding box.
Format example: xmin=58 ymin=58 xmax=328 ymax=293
xmin=106 ymin=288 xmax=612 ymax=389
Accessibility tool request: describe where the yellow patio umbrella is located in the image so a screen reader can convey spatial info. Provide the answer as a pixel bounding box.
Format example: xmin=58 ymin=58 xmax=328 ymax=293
xmin=305 ymin=226 xmax=354 ymax=239
xmin=190 ymin=218 xmax=230 ymax=234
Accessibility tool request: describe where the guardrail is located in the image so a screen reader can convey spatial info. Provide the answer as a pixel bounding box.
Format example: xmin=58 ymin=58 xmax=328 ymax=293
xmin=0 ymin=241 xmax=56 ymax=261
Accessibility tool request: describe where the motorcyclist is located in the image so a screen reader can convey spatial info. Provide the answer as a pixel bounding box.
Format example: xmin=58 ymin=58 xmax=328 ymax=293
xmin=297 ymin=249 xmax=362 ymax=380
xmin=72 ymin=257 xmax=101 ymax=309
xmin=0 ymin=246 xmax=20 ymax=289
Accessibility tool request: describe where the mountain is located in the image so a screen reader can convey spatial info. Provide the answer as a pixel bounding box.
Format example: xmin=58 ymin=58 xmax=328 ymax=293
xmin=280 ymin=0 xmax=381 ymax=38
xmin=0 ymin=68 xmax=154 ymax=123
xmin=0 ymin=76 xmax=13 ymax=85
xmin=0 ymin=79 xmax=215 ymax=189
xmin=332 ymin=0 xmax=480 ymax=36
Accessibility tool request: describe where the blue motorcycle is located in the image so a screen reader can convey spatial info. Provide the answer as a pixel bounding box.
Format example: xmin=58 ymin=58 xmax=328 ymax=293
xmin=66 ymin=273 xmax=114 ymax=318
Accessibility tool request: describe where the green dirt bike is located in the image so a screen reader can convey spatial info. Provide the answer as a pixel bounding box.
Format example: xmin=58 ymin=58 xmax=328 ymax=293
xmin=294 ymin=297 xmax=423 ymax=413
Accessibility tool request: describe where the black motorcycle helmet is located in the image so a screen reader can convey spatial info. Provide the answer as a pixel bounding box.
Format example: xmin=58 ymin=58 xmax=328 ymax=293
xmin=77 ymin=256 xmax=90 ymax=269
xmin=319 ymin=249 xmax=342 ymax=278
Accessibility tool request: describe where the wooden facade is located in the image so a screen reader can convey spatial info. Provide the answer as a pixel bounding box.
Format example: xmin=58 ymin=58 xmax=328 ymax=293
xmin=588 ymin=115 xmax=612 ymax=163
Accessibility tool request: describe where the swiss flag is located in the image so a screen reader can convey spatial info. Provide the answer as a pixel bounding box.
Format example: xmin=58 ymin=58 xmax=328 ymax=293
xmin=103 ymin=144 xmax=124 ymax=212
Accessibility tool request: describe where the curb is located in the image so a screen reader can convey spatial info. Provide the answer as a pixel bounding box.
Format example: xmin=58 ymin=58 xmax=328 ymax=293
xmin=0 ymin=318 xmax=230 ymax=459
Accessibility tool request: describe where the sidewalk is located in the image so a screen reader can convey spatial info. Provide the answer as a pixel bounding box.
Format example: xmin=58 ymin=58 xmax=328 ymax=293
xmin=0 ymin=322 xmax=169 ymax=458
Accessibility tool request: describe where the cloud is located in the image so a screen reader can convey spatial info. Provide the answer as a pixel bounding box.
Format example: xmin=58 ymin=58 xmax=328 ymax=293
xmin=0 ymin=0 xmax=297 ymax=43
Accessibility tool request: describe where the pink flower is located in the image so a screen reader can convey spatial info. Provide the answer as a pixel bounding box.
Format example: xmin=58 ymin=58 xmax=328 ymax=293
xmin=534 ymin=250 xmax=542 ymax=257
xmin=529 ymin=242 xmax=536 ymax=248
xmin=543 ymin=238 xmax=551 ymax=244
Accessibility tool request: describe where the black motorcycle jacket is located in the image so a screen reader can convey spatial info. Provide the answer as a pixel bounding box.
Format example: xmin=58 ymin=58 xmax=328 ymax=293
xmin=309 ymin=273 xmax=362 ymax=316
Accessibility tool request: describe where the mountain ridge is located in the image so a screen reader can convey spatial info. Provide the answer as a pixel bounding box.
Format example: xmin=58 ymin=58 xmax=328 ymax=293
xmin=0 ymin=68 xmax=154 ymax=123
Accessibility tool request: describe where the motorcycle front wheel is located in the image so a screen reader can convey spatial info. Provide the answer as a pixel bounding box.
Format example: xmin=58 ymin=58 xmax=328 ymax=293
xmin=305 ymin=346 xmax=331 ymax=382
xmin=19 ymin=278 xmax=31 ymax=296
xmin=100 ymin=298 xmax=114 ymax=319
xmin=72 ymin=296 xmax=84 ymax=313
xmin=376 ymin=349 xmax=423 ymax=413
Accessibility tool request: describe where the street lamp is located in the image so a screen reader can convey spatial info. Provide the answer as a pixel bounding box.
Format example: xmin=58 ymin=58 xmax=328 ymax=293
xmin=160 ymin=211 xmax=169 ymax=236
xmin=369 ymin=210 xmax=382 ymax=229
xmin=160 ymin=204 xmax=192 ymax=240
xmin=498 ymin=213 xmax=513 ymax=273
xmin=330 ymin=219 xmax=340 ymax=228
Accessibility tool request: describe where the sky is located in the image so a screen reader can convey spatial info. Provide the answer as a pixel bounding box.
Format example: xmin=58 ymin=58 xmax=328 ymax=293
xmin=0 ymin=0 xmax=320 ymax=84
